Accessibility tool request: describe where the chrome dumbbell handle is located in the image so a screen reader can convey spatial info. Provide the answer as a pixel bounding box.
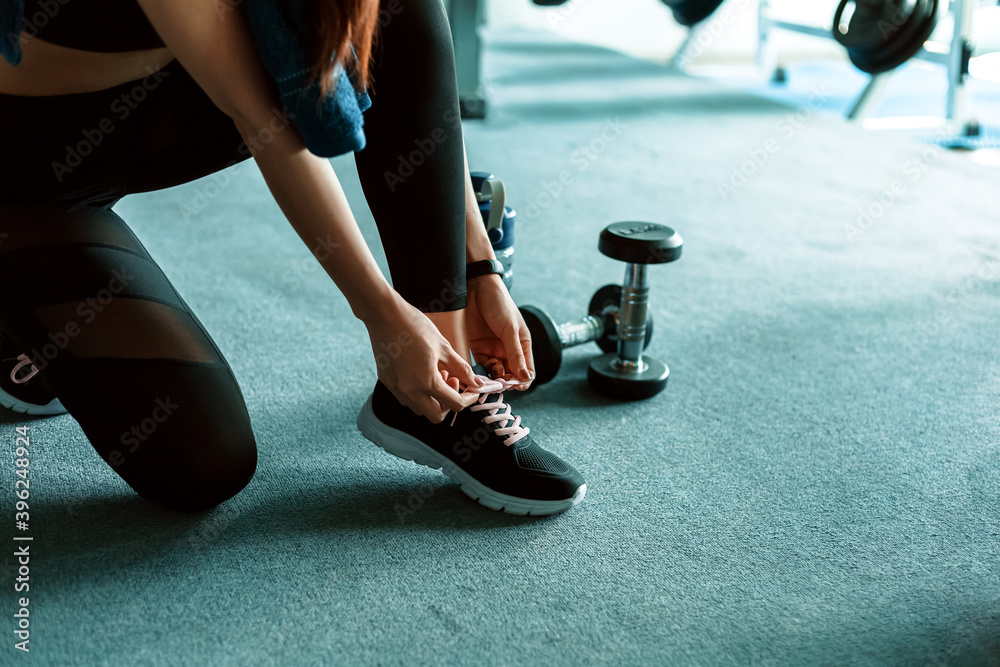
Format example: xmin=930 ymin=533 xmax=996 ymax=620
xmin=555 ymin=316 xmax=605 ymax=349
xmin=616 ymin=263 xmax=649 ymax=372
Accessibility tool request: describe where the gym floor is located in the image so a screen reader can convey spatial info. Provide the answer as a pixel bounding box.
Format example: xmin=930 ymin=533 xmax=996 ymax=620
xmin=3 ymin=27 xmax=999 ymax=667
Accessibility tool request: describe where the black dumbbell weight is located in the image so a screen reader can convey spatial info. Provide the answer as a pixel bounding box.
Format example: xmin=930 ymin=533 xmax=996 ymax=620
xmin=519 ymin=286 xmax=654 ymax=387
xmin=589 ymin=284 xmax=655 ymax=353
xmin=660 ymin=0 xmax=726 ymax=26
xmin=833 ymin=0 xmax=939 ymax=75
xmin=587 ymin=222 xmax=682 ymax=400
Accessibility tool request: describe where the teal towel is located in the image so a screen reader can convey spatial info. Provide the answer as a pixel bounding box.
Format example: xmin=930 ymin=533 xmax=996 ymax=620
xmin=243 ymin=0 xmax=371 ymax=157
xmin=1 ymin=0 xmax=24 ymax=65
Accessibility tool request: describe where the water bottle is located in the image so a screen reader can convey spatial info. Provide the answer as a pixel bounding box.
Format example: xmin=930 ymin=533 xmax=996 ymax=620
xmin=470 ymin=171 xmax=516 ymax=290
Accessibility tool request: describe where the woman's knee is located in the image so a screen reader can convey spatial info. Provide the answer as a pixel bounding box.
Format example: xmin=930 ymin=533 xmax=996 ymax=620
xmin=61 ymin=359 xmax=261 ymax=512
xmin=130 ymin=430 xmax=259 ymax=512
xmin=160 ymin=443 xmax=258 ymax=513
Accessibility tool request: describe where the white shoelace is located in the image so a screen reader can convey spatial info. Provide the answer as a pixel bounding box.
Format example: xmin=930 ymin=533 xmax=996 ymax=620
xmin=450 ymin=375 xmax=531 ymax=446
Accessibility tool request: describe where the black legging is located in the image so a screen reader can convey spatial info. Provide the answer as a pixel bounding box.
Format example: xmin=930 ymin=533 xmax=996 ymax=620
xmin=0 ymin=0 xmax=467 ymax=511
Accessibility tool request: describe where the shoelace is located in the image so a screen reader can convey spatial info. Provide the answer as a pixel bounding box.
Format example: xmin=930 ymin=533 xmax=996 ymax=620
xmin=449 ymin=375 xmax=531 ymax=447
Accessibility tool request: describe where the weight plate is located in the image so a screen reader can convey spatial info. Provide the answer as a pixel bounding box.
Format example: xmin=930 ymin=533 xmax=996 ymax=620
xmin=518 ymin=305 xmax=562 ymax=386
xmin=588 ymin=284 xmax=655 ymax=354
xmin=661 ymin=0 xmax=726 ymax=27
xmin=587 ymin=353 xmax=669 ymax=400
xmin=834 ymin=0 xmax=940 ymax=74
xmin=588 ymin=284 xmax=622 ymax=319
xmin=598 ymin=222 xmax=683 ymax=265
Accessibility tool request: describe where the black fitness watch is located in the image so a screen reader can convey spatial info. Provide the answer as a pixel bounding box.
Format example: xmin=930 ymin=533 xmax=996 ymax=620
xmin=466 ymin=259 xmax=505 ymax=281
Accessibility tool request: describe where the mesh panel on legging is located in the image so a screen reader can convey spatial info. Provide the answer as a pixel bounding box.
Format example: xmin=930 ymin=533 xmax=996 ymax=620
xmin=0 ymin=205 xmax=257 ymax=511
xmin=354 ymin=0 xmax=469 ymax=313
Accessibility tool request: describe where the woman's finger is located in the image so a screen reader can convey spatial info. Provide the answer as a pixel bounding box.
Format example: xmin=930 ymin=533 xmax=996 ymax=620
xmin=520 ymin=324 xmax=535 ymax=383
xmin=414 ymin=393 xmax=449 ymax=424
xmin=442 ymin=347 xmax=481 ymax=391
xmin=502 ymin=323 xmax=530 ymax=382
xmin=430 ymin=372 xmax=479 ymax=415
xmin=393 ymin=387 xmax=437 ymax=422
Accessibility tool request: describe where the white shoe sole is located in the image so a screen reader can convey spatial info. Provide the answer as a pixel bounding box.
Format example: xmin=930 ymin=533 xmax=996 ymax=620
xmin=0 ymin=387 xmax=67 ymax=417
xmin=357 ymin=395 xmax=586 ymax=516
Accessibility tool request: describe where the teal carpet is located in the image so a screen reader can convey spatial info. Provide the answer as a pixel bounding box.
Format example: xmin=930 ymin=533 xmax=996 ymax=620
xmin=2 ymin=29 xmax=999 ymax=666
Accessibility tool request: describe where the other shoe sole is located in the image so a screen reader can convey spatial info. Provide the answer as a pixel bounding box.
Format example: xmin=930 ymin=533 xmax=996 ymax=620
xmin=0 ymin=389 xmax=66 ymax=417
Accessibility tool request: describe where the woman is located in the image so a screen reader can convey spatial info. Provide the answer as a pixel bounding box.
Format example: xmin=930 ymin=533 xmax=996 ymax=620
xmin=0 ymin=0 xmax=586 ymax=515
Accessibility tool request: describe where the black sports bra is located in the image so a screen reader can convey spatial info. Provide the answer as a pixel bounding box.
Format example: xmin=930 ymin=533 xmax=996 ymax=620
xmin=21 ymin=0 xmax=165 ymax=52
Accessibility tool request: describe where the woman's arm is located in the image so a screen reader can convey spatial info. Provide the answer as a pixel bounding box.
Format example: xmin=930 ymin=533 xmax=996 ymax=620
xmin=459 ymin=145 xmax=535 ymax=384
xmin=462 ymin=149 xmax=497 ymax=265
xmin=136 ymin=0 xmax=389 ymax=321
xmin=135 ymin=0 xmax=480 ymax=420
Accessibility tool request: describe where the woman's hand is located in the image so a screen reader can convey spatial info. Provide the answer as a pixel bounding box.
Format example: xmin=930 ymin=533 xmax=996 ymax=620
xmin=364 ymin=293 xmax=483 ymax=423
xmin=465 ymin=274 xmax=535 ymax=389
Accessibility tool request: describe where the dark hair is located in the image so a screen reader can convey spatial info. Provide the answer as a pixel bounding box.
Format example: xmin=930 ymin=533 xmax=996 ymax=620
xmin=308 ymin=0 xmax=380 ymax=96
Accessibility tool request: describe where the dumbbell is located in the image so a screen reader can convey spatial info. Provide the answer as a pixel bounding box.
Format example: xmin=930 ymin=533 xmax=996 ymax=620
xmin=832 ymin=0 xmax=939 ymax=75
xmin=519 ymin=222 xmax=682 ymax=399
xmin=519 ymin=284 xmax=655 ymax=388
xmin=587 ymin=222 xmax=681 ymax=399
xmin=659 ymin=0 xmax=726 ymax=27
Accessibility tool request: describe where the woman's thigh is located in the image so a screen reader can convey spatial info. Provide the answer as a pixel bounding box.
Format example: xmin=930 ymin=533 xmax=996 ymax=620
xmin=0 ymin=60 xmax=250 ymax=208
xmin=0 ymin=204 xmax=257 ymax=510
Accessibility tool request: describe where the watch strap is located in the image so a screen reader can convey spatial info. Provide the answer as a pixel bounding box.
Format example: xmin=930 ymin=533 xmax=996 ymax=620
xmin=466 ymin=259 xmax=505 ymax=280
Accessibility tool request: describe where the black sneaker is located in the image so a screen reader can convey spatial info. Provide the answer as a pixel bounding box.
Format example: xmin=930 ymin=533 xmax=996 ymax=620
xmin=357 ymin=369 xmax=586 ymax=516
xmin=0 ymin=331 xmax=66 ymax=416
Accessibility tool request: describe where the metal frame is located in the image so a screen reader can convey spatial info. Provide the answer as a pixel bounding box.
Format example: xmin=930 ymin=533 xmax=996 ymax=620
xmin=446 ymin=0 xmax=979 ymax=130
xmin=446 ymin=0 xmax=488 ymax=119
xmin=756 ymin=0 xmax=979 ymax=136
